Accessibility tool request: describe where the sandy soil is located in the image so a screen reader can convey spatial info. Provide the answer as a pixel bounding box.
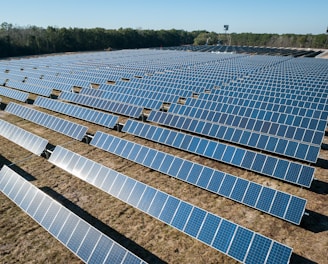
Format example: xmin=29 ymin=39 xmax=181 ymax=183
xmin=0 ymin=95 xmax=327 ymax=264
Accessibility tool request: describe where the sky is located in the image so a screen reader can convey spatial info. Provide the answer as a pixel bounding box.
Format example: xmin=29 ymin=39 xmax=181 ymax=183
xmin=1 ymin=0 xmax=327 ymax=34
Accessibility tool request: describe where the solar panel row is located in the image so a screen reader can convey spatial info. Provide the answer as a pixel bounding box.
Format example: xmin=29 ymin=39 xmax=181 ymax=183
xmin=27 ymin=78 xmax=74 ymax=92
xmin=34 ymin=76 xmax=89 ymax=89
xmin=0 ymin=72 xmax=26 ymax=82
xmin=5 ymin=102 xmax=88 ymax=141
xmin=0 ymin=165 xmax=147 ymax=264
xmin=34 ymin=97 xmax=119 ymax=129
xmin=114 ymin=76 xmax=211 ymax=95
xmin=0 ymin=86 xmax=29 ymax=102
xmin=5 ymin=80 xmax=53 ymax=97
xmin=0 ymin=119 xmax=48 ymax=156
xmin=80 ymin=87 xmax=164 ymax=110
xmin=98 ymin=82 xmax=193 ymax=99
xmin=59 ymin=91 xmax=143 ymax=119
xmin=122 ymin=119 xmax=314 ymax=188
xmin=48 ymin=145 xmax=293 ymax=264
xmin=90 ymin=131 xmax=307 ymax=224
xmin=148 ymin=110 xmax=320 ymax=163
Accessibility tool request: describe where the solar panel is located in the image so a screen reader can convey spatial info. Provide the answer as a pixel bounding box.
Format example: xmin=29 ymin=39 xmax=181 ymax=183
xmin=122 ymin=119 xmax=314 ymax=188
xmin=6 ymin=80 xmax=53 ymax=97
xmin=80 ymin=87 xmax=166 ymax=110
xmin=90 ymin=131 xmax=307 ymax=224
xmin=0 ymin=165 xmax=147 ymax=264
xmin=34 ymin=96 xmax=119 ymax=129
xmin=26 ymin=78 xmax=76 ymax=92
xmin=48 ymin=145 xmax=293 ymax=264
xmin=5 ymin=102 xmax=88 ymax=141
xmin=0 ymin=86 xmax=29 ymax=102
xmin=0 ymin=119 xmax=48 ymax=155
xmin=97 ymin=82 xmax=190 ymax=100
xmin=147 ymin=110 xmax=320 ymax=163
xmin=59 ymin=91 xmax=143 ymax=118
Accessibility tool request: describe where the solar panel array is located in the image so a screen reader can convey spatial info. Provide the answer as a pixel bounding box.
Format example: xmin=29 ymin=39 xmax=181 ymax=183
xmin=123 ymin=119 xmax=314 ymax=187
xmin=0 ymin=165 xmax=147 ymax=264
xmin=1 ymin=48 xmax=327 ymax=263
xmin=34 ymin=96 xmax=119 ymax=129
xmin=48 ymin=145 xmax=293 ymax=264
xmin=90 ymin=130 xmax=307 ymax=224
xmin=0 ymin=119 xmax=48 ymax=156
xmin=5 ymin=102 xmax=88 ymax=141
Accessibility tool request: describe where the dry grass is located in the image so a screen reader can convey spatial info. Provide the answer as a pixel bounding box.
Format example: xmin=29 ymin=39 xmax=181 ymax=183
xmin=0 ymin=96 xmax=327 ymax=264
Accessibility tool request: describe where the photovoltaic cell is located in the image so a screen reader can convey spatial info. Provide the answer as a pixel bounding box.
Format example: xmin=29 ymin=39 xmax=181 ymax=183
xmin=0 ymin=165 xmax=146 ymax=264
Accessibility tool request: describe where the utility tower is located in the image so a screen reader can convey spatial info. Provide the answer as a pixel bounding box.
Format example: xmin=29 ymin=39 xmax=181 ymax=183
xmin=224 ymin=25 xmax=231 ymax=46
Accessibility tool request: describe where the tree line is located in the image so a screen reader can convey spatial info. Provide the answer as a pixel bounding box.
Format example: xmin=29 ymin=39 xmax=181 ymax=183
xmin=194 ymin=32 xmax=328 ymax=49
xmin=0 ymin=22 xmax=327 ymax=58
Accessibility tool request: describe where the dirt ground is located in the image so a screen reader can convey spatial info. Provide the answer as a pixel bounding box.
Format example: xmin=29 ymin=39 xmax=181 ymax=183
xmin=0 ymin=94 xmax=327 ymax=264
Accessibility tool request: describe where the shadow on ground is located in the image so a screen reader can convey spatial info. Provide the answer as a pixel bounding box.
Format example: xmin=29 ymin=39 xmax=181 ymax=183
xmin=0 ymin=155 xmax=36 ymax=181
xmin=301 ymin=209 xmax=328 ymax=233
xmin=309 ymin=178 xmax=328 ymax=195
xmin=290 ymin=253 xmax=317 ymax=264
xmin=0 ymin=102 xmax=7 ymax=110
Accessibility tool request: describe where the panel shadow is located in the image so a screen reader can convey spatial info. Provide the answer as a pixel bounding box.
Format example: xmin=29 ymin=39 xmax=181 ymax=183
xmin=308 ymin=179 xmax=328 ymax=195
xmin=300 ymin=209 xmax=328 ymax=233
xmin=0 ymin=155 xmax=36 ymax=181
xmin=290 ymin=253 xmax=317 ymax=264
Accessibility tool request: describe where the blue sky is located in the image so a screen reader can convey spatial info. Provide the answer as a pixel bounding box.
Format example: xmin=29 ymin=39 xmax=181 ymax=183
xmin=1 ymin=0 xmax=327 ymax=34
